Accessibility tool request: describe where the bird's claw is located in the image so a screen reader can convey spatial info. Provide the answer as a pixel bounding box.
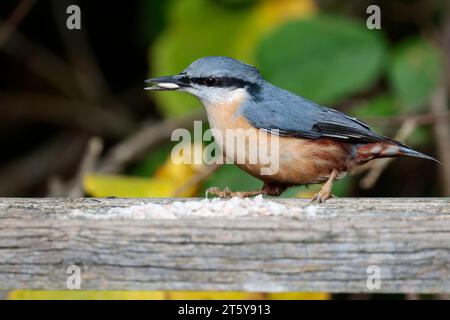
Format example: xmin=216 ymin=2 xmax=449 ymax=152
xmin=205 ymin=187 xmax=255 ymax=198
xmin=311 ymin=191 xmax=335 ymax=204
xmin=206 ymin=187 xmax=233 ymax=198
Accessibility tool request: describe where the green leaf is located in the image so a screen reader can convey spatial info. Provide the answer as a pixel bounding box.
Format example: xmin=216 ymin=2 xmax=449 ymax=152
xmin=350 ymin=94 xmax=399 ymax=135
xmin=149 ymin=0 xmax=256 ymax=118
xmin=388 ymin=38 xmax=443 ymax=111
xmin=202 ymin=164 xmax=262 ymax=193
xmin=148 ymin=0 xmax=316 ymax=118
xmin=408 ymin=127 xmax=432 ymax=147
xmin=331 ymin=176 xmax=351 ymax=197
xmin=280 ymin=186 xmax=304 ymax=198
xmin=256 ymin=15 xmax=386 ymax=104
xmin=352 ymin=94 xmax=399 ymax=118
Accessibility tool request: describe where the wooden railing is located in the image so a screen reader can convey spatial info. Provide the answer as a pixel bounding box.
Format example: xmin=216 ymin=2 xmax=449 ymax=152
xmin=0 ymin=197 xmax=449 ymax=293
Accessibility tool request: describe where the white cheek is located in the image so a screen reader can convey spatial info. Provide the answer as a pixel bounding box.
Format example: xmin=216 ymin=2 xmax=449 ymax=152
xmin=200 ymin=88 xmax=247 ymax=109
xmin=183 ymin=86 xmax=200 ymax=96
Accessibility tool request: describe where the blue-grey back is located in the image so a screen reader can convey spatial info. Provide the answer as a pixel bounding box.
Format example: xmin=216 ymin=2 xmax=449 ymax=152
xmin=240 ymin=81 xmax=398 ymax=144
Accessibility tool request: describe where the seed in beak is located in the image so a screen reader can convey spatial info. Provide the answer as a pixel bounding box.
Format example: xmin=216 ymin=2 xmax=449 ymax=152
xmin=144 ymin=82 xmax=181 ymax=91
xmin=156 ymin=83 xmax=180 ymax=89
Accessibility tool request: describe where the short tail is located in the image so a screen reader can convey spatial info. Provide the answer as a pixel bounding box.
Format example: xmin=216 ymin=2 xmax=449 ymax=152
xmin=356 ymin=142 xmax=440 ymax=164
xmin=397 ymin=146 xmax=440 ymax=163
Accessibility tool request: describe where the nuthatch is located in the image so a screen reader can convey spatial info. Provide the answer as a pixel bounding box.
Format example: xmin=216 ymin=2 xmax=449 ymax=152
xmin=145 ymin=56 xmax=438 ymax=202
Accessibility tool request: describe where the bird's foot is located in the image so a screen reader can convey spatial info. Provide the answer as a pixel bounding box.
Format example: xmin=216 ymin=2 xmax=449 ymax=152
xmin=311 ymin=169 xmax=338 ymax=204
xmin=205 ymin=187 xmax=263 ymax=198
xmin=206 ymin=187 xmax=233 ymax=198
xmin=311 ymin=190 xmax=335 ymax=204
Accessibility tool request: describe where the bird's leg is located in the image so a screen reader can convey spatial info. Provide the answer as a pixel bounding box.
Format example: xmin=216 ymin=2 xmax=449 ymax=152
xmin=311 ymin=169 xmax=338 ymax=203
xmin=206 ymin=183 xmax=287 ymax=198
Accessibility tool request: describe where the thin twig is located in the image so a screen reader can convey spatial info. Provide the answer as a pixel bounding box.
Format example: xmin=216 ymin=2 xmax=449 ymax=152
xmin=0 ymin=92 xmax=135 ymax=138
xmin=430 ymin=82 xmax=450 ymax=195
xmin=428 ymin=13 xmax=450 ymax=195
xmin=48 ymin=137 xmax=103 ymax=197
xmin=66 ymin=137 xmax=104 ymax=197
xmin=361 ymin=112 xmax=450 ymax=126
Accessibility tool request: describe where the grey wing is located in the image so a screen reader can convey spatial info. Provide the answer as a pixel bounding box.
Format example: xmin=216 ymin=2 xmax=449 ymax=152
xmin=241 ymin=84 xmax=399 ymax=145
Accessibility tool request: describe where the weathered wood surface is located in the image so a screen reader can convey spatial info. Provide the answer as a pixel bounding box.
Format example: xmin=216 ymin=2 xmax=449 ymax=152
xmin=0 ymin=197 xmax=449 ymax=293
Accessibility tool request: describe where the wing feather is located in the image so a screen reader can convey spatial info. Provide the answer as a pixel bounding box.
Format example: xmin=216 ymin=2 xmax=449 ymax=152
xmin=241 ymin=83 xmax=403 ymax=146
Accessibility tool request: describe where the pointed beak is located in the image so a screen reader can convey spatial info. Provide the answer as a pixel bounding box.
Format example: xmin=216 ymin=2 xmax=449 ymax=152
xmin=144 ymin=74 xmax=186 ymax=91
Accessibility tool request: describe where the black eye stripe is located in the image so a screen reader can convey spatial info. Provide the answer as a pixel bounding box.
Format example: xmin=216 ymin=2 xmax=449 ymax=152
xmin=185 ymin=76 xmax=255 ymax=88
xmin=177 ymin=74 xmax=261 ymax=99
xmin=177 ymin=76 xmax=190 ymax=84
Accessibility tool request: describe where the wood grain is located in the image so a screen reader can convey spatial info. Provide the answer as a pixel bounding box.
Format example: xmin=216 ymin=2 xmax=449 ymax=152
xmin=0 ymin=198 xmax=449 ymax=293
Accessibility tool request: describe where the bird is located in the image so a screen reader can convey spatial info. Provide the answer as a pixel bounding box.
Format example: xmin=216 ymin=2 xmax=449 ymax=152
xmin=145 ymin=56 xmax=438 ymax=202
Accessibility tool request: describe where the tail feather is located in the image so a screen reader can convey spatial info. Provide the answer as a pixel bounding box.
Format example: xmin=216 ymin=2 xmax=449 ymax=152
xmin=355 ymin=142 xmax=439 ymax=164
xmin=397 ymin=146 xmax=440 ymax=164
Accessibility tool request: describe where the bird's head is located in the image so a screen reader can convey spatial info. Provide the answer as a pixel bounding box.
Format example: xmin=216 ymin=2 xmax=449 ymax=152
xmin=145 ymin=56 xmax=262 ymax=105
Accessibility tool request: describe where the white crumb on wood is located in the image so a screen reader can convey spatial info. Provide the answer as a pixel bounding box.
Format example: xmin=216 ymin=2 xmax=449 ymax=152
xmin=67 ymin=195 xmax=323 ymax=220
xmin=305 ymin=205 xmax=319 ymax=217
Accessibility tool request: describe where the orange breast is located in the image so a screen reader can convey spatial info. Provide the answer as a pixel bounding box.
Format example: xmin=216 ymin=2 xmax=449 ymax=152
xmin=204 ymin=92 xmax=354 ymax=185
xmin=265 ymin=137 xmax=353 ymax=184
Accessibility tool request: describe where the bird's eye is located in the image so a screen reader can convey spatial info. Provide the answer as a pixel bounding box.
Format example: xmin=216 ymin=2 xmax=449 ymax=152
xmin=204 ymin=77 xmax=219 ymax=86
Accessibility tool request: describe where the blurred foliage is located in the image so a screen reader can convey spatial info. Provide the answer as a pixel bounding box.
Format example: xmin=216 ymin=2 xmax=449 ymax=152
xmin=8 ymin=290 xmax=329 ymax=300
xmin=84 ymin=174 xmax=186 ymax=197
xmin=351 ymin=37 xmax=443 ymax=146
xmin=8 ymin=291 xmax=166 ymax=300
xmin=353 ymin=95 xmax=399 ymax=118
xmin=202 ymin=165 xmax=262 ymax=192
xmin=129 ymin=142 xmax=175 ymax=177
xmin=257 ymin=15 xmax=386 ymax=104
xmin=149 ymin=0 xmax=316 ymax=117
xmin=351 ymin=95 xmax=400 ymax=135
xmin=136 ymin=1 xmax=171 ymax=44
xmin=85 ymin=143 xmax=204 ymax=197
xmin=352 ymin=93 xmax=433 ymax=147
xmin=266 ymin=292 xmax=329 ymax=300
xmin=388 ymin=37 xmax=443 ymax=112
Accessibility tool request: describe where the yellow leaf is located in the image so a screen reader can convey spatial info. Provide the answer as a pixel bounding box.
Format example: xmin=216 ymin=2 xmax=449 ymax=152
xmin=84 ymin=174 xmax=175 ymax=198
xmin=84 ymin=143 xmax=205 ymax=198
xmin=267 ymin=292 xmax=330 ymax=300
xmin=7 ymin=290 xmax=331 ymax=300
xmin=152 ymin=142 xmax=204 ymax=196
xmin=156 ymin=142 xmax=205 ymax=181
xmin=8 ymin=290 xmax=329 ymax=300
xmin=166 ymin=291 xmax=265 ymax=300
xmin=296 ymin=189 xmax=319 ymax=199
xmin=8 ymin=290 xmax=165 ymax=300
xmin=233 ymin=0 xmax=317 ymax=63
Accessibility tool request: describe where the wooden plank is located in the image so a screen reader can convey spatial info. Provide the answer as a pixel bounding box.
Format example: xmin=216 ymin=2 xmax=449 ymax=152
xmin=0 ymin=198 xmax=449 ymax=293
